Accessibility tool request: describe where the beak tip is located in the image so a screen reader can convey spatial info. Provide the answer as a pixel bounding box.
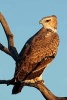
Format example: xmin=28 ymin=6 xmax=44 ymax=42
xmin=39 ymin=20 xmax=41 ymax=24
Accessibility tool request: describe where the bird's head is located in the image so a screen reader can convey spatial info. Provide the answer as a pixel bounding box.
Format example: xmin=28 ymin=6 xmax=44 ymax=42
xmin=39 ymin=15 xmax=57 ymax=32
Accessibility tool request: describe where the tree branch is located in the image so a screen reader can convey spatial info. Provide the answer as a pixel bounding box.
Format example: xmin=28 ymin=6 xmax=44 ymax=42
xmin=0 ymin=43 xmax=11 ymax=55
xmin=0 ymin=12 xmax=14 ymax=47
xmin=22 ymin=81 xmax=67 ymax=100
xmin=34 ymin=82 xmax=67 ymax=100
xmin=0 ymin=79 xmax=67 ymax=100
xmin=0 ymin=12 xmax=18 ymax=61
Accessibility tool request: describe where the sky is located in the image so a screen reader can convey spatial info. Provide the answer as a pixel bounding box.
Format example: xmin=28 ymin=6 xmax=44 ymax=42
xmin=0 ymin=0 xmax=67 ymax=100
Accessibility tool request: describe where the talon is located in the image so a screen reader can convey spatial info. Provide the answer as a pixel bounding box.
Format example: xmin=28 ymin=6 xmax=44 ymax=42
xmin=35 ymin=80 xmax=44 ymax=84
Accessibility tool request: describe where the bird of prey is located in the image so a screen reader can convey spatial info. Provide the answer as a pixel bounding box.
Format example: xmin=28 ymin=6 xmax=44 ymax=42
xmin=12 ymin=15 xmax=60 ymax=94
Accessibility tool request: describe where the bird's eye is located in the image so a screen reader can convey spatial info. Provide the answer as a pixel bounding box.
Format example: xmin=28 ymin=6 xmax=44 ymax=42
xmin=45 ymin=19 xmax=51 ymax=22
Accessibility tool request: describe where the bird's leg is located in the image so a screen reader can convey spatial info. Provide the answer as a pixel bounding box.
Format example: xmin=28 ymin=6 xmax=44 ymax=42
xmin=21 ymin=79 xmax=44 ymax=87
xmin=21 ymin=75 xmax=44 ymax=85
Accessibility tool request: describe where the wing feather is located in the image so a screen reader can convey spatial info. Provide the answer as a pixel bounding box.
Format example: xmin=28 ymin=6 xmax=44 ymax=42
xmin=14 ymin=28 xmax=59 ymax=81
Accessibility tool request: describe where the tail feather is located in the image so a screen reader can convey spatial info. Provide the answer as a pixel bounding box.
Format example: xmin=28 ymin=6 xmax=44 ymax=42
xmin=12 ymin=82 xmax=24 ymax=94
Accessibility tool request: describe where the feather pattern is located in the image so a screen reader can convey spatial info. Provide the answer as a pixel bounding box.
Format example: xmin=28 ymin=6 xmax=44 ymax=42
xmin=12 ymin=15 xmax=60 ymax=94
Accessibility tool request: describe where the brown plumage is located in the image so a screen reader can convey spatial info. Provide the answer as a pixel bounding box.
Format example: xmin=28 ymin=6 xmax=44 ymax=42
xmin=12 ymin=15 xmax=60 ymax=94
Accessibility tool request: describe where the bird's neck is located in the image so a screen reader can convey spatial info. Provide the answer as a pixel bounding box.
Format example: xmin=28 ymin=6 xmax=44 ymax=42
xmin=44 ymin=27 xmax=57 ymax=33
xmin=50 ymin=27 xmax=57 ymax=33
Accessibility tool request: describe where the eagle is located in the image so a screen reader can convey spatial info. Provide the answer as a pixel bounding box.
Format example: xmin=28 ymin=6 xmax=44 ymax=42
xmin=12 ymin=15 xmax=60 ymax=94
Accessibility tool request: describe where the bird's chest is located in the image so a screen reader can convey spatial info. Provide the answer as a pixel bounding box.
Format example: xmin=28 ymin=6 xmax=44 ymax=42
xmin=29 ymin=33 xmax=59 ymax=61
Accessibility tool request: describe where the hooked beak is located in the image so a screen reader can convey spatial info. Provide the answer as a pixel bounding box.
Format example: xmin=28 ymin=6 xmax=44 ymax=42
xmin=39 ymin=19 xmax=42 ymax=24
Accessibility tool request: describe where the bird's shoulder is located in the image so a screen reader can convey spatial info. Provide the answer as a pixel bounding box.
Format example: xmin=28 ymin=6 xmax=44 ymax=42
xmin=17 ymin=28 xmax=59 ymax=64
xmin=18 ymin=28 xmax=46 ymax=56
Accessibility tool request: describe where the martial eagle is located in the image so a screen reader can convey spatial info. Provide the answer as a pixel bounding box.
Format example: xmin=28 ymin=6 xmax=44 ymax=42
xmin=12 ymin=15 xmax=60 ymax=94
